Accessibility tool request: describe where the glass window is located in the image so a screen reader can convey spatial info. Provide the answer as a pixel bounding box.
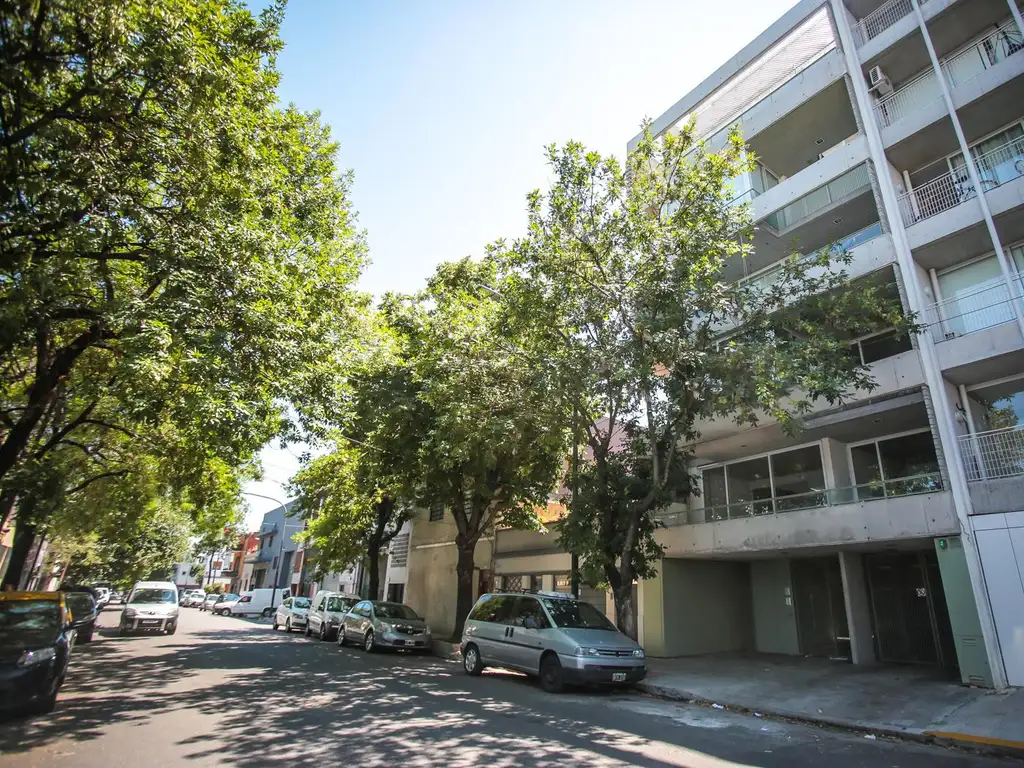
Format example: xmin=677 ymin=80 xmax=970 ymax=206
xmin=488 ymin=596 xmax=520 ymax=625
xmin=428 ymin=501 xmax=444 ymax=522
xmin=937 ymin=256 xmax=1013 ymax=337
xmin=373 ymin=603 xmax=420 ymax=620
xmin=469 ymin=595 xmax=498 ymax=622
xmin=770 ymin=446 xmax=826 ymax=512
xmin=511 ymin=598 xmax=550 ymax=629
xmin=129 ymin=589 xmax=177 ymax=604
xmin=702 ymin=466 xmax=727 ymax=519
xmin=860 ymin=329 xmax=913 ymax=364
xmin=541 ymin=599 xmax=616 ymax=630
xmin=326 ymin=597 xmax=345 ymax=612
xmin=726 ymin=456 xmax=773 ymax=516
xmin=879 ymin=432 xmax=939 ymax=488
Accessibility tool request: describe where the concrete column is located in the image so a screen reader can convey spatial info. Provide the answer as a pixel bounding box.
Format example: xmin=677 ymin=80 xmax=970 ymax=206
xmin=839 ymin=551 xmax=877 ymax=664
xmin=541 ymin=574 xmax=554 ymax=592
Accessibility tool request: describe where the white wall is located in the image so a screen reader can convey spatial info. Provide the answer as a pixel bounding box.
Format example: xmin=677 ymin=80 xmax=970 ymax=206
xmin=973 ymin=511 xmax=1024 ymax=686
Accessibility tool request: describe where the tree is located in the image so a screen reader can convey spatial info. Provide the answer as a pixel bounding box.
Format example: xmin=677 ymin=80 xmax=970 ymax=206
xmin=495 ymin=124 xmax=911 ymax=637
xmin=391 ymin=260 xmax=571 ymax=638
xmin=0 ymin=0 xmax=365 ymax=494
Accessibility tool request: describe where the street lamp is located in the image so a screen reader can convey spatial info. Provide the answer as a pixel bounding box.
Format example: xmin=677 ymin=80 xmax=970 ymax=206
xmin=243 ymin=491 xmax=305 ymax=611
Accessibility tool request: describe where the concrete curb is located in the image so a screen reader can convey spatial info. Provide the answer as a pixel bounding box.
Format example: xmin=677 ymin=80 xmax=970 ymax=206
xmin=636 ymin=682 xmax=1024 ymax=760
xmin=432 ymin=639 xmax=462 ymax=661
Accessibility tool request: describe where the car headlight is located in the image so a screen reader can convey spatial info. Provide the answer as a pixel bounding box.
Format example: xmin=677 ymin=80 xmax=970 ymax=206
xmin=573 ymin=647 xmax=601 ymax=657
xmin=424 ymin=627 xmax=431 ymax=635
xmin=18 ymin=647 xmax=56 ymax=668
xmin=124 ymin=608 xmax=137 ymax=618
xmin=379 ymin=622 xmax=394 ymax=632
xmin=633 ymin=649 xmax=645 ymax=659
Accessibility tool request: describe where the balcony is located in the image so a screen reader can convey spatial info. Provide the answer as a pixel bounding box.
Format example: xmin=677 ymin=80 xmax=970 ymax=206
xmin=897 ymin=134 xmax=1024 ymax=226
xmin=925 ymin=275 xmax=1024 ymax=342
xmin=852 ymin=0 xmax=916 ymax=48
xmin=873 ymin=20 xmax=1023 ymax=131
xmin=960 ymin=424 xmax=1024 ymax=481
xmin=763 ymin=164 xmax=872 ymax=231
xmin=658 ymin=473 xmax=943 ymax=525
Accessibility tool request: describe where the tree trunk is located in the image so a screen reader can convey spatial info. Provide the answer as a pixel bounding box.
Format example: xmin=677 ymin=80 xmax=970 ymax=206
xmin=1 ymin=521 xmax=38 ymax=590
xmin=452 ymin=536 xmax=477 ymax=641
xmin=612 ymin=582 xmax=637 ymax=640
xmin=366 ymin=542 xmax=381 ymax=601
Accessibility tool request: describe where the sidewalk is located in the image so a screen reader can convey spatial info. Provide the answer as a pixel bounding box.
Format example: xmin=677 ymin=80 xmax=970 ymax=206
xmin=638 ymin=653 xmax=1024 ymax=756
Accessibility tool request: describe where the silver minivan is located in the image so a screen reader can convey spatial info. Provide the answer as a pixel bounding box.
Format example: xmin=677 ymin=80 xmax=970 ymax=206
xmin=460 ymin=591 xmax=646 ymax=693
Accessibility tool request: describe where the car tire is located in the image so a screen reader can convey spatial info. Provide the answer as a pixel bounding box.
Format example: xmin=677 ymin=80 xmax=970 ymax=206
xmin=261 ymin=607 xmax=273 ymax=618
xmin=80 ymin=630 xmax=94 ymax=644
xmin=463 ymin=643 xmax=483 ymax=676
xmin=166 ymin=623 xmax=177 ymax=635
xmin=539 ymin=653 xmax=565 ymax=694
xmin=285 ymin=618 xmax=292 ymax=633
xmin=272 ymin=617 xmax=279 ymax=630
xmin=318 ymin=622 xmax=327 ymax=642
xmin=304 ymin=622 xmax=312 ymax=638
xmin=337 ymin=629 xmax=348 ymax=647
xmin=364 ymin=630 xmax=375 ymax=653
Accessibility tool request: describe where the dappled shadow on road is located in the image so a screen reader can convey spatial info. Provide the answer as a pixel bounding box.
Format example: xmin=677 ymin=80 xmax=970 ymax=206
xmin=0 ymin=617 xmax=987 ymax=768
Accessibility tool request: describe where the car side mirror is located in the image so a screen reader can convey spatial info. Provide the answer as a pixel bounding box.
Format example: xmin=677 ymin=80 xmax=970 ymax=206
xmin=524 ymin=616 xmax=539 ymax=630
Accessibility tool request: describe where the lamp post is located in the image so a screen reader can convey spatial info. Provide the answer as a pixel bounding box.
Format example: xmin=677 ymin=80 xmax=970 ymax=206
xmin=243 ymin=491 xmax=304 ymax=611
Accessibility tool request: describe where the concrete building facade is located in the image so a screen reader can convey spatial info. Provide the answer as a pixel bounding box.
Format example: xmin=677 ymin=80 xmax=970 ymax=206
xmin=613 ymin=0 xmax=1024 ymax=688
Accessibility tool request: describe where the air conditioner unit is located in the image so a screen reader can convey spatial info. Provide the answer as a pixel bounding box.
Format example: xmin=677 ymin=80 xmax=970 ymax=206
xmin=868 ymin=65 xmax=894 ymax=95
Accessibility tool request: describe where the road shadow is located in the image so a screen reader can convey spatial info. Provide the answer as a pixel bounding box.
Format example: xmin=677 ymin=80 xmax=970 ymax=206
xmin=0 ymin=619 xmax=995 ymax=768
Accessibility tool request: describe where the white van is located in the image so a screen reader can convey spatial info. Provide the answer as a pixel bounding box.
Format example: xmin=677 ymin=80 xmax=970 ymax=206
xmin=120 ymin=581 xmax=180 ymax=635
xmin=226 ymin=588 xmax=289 ymax=618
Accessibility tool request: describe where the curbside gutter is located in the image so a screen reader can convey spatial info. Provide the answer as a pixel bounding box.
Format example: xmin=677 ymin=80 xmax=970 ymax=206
xmin=636 ymin=681 xmax=1024 ymax=760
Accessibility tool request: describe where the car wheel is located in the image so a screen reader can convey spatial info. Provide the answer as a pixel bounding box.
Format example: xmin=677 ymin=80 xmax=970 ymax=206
xmin=166 ymin=623 xmax=177 ymax=635
xmin=285 ymin=618 xmax=292 ymax=633
xmin=304 ymin=622 xmax=311 ymax=638
xmin=261 ymin=607 xmax=273 ymax=618
xmin=272 ymin=617 xmax=279 ymax=630
xmin=80 ymin=630 xmax=94 ymax=644
xmin=540 ymin=653 xmax=565 ymax=694
xmin=463 ymin=644 xmax=483 ymax=676
xmin=364 ymin=630 xmax=375 ymax=653
xmin=318 ymin=622 xmax=327 ymax=641
xmin=337 ymin=628 xmax=348 ymax=647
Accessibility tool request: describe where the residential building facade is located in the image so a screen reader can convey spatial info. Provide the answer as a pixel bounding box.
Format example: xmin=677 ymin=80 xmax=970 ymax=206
xmin=246 ymin=502 xmax=304 ymax=595
xmin=618 ymin=0 xmax=1024 ymax=688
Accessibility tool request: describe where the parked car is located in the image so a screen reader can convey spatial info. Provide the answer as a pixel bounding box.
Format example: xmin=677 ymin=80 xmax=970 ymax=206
xmin=205 ymin=593 xmax=239 ymax=615
xmin=110 ymin=591 xmax=124 ymax=604
xmin=182 ymin=590 xmax=205 ymax=608
xmin=119 ymin=581 xmax=179 ymax=635
xmin=273 ymin=596 xmax=312 ymax=633
xmin=338 ymin=600 xmax=431 ymax=652
xmin=0 ymin=591 xmax=75 ymax=715
xmin=93 ymin=586 xmax=111 ymax=610
xmin=460 ymin=591 xmax=646 ymax=693
xmin=62 ymin=589 xmax=99 ymax=643
xmin=199 ymin=592 xmax=221 ymax=612
xmin=306 ymin=592 xmax=359 ymax=641
xmin=224 ymin=588 xmax=284 ymax=618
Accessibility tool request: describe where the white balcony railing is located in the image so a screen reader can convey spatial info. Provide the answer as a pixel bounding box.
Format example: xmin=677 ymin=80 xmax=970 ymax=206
xmin=926 ymin=275 xmax=1024 ymax=342
xmin=871 ymin=20 xmax=1022 ymax=131
xmin=852 ymin=0 xmax=917 ymax=48
xmin=960 ymin=425 xmax=1024 ymax=481
xmin=942 ymin=20 xmax=1024 ymax=89
xmin=874 ymin=69 xmax=941 ymax=128
xmin=897 ymin=135 xmax=1024 ymax=226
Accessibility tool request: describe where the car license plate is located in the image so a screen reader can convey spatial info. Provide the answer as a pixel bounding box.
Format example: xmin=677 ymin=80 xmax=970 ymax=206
xmin=404 ymin=639 xmax=416 ymax=646
xmin=140 ymin=620 xmax=161 ymax=626
xmin=612 ymin=672 xmax=627 ymax=682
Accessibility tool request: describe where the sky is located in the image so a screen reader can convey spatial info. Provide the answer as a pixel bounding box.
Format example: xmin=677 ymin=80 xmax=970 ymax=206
xmin=241 ymin=0 xmax=797 ymax=528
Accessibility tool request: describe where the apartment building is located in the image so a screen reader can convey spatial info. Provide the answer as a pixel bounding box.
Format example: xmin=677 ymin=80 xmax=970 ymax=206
xmin=622 ymin=0 xmax=1024 ymax=688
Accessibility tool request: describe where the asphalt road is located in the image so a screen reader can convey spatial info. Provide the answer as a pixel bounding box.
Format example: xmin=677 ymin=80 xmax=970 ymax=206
xmin=0 ymin=606 xmax=1015 ymax=768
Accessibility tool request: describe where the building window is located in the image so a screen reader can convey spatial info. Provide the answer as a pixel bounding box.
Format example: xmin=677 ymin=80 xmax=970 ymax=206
xmin=701 ymin=443 xmax=826 ymax=519
xmin=528 ymin=575 xmax=542 ymax=592
xmin=849 ymin=430 xmax=940 ymax=499
xmin=272 ymin=557 xmax=278 ymax=571
xmin=848 ymin=328 xmax=913 ymax=365
xmin=428 ymin=502 xmax=444 ymax=522
xmin=386 ymin=583 xmax=405 ymax=603
xmin=502 ymin=575 xmax=523 ymax=592
xmin=554 ymin=574 xmax=571 ymax=592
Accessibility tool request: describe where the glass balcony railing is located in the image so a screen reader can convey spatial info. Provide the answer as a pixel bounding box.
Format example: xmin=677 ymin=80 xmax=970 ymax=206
xmin=898 ymin=135 xmax=1024 ymax=226
xmin=739 ymin=221 xmax=883 ymax=293
xmin=657 ymin=472 xmax=943 ymax=526
xmin=763 ymin=164 xmax=871 ymax=231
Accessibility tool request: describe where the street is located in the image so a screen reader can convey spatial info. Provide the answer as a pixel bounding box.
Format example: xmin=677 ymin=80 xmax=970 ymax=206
xmin=0 ymin=608 xmax=1015 ymax=767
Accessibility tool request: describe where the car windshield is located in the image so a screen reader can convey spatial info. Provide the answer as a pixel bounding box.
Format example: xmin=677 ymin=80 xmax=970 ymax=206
xmin=292 ymin=597 xmax=311 ymax=609
xmin=0 ymin=599 xmax=61 ymax=648
xmin=541 ymin=598 xmax=617 ymax=630
xmin=221 ymin=594 xmax=239 ymax=601
xmin=65 ymin=593 xmax=95 ymax=617
xmin=374 ymin=603 xmax=420 ymax=620
xmin=129 ymin=589 xmax=177 ymax=604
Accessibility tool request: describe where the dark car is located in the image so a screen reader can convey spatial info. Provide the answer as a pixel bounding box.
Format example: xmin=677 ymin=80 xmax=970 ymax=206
xmin=0 ymin=592 xmax=74 ymax=715
xmin=62 ymin=590 xmax=99 ymax=643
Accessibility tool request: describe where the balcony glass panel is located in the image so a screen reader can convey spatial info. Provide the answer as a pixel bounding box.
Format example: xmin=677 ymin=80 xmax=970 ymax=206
xmin=851 ymin=443 xmax=885 ymax=499
xmin=859 ymin=328 xmax=913 ymax=363
xmin=765 ymin=165 xmax=870 ymax=231
xmin=725 ymin=457 xmax=773 ymax=518
xmin=703 ymin=465 xmax=728 ymax=521
xmin=770 ymin=446 xmax=826 ymax=512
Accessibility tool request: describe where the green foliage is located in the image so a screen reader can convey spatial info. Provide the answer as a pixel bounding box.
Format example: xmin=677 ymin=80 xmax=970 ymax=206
xmin=495 ymin=123 xmax=911 ymax=635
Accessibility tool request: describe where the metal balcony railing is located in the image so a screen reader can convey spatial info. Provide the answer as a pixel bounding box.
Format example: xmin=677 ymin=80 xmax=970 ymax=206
xmin=897 ymin=136 xmax=1024 ymax=226
xmin=739 ymin=221 xmax=883 ymax=293
xmin=942 ymin=20 xmax=1024 ymax=89
xmin=960 ymin=425 xmax=1024 ymax=481
xmin=852 ymin=0 xmax=917 ymax=47
xmin=874 ymin=69 xmax=941 ymax=128
xmin=657 ymin=472 xmax=943 ymax=526
xmin=925 ymin=275 xmax=1024 ymax=342
xmin=764 ymin=164 xmax=871 ymax=231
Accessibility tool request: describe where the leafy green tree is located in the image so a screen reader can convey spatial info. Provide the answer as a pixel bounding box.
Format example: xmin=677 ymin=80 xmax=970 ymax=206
xmin=0 ymin=0 xmax=365 ymax=494
xmin=391 ymin=260 xmax=571 ymax=637
xmin=495 ymin=125 xmax=911 ymax=637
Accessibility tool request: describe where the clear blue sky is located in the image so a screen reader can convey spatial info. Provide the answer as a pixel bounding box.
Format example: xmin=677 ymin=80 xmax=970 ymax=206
xmin=243 ymin=0 xmax=797 ymax=524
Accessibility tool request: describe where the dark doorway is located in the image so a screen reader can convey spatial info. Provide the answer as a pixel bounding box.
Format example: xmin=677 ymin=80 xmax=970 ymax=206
xmin=865 ymin=550 xmax=958 ymax=671
xmin=791 ymin=556 xmax=850 ymax=659
xmin=386 ymin=582 xmax=405 ymax=603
